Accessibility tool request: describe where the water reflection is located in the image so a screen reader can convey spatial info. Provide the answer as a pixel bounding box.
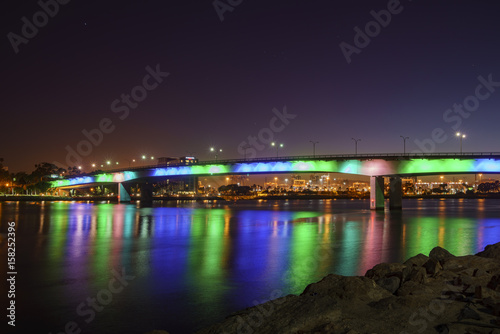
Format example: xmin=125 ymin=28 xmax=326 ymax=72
xmin=0 ymin=199 xmax=499 ymax=333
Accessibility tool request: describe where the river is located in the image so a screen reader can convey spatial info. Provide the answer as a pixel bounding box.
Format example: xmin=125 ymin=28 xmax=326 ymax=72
xmin=1 ymin=198 xmax=499 ymax=333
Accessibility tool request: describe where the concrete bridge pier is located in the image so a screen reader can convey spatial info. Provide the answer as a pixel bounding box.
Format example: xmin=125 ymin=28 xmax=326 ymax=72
xmin=187 ymin=176 xmax=199 ymax=193
xmin=140 ymin=182 xmax=153 ymax=203
xmin=370 ymin=176 xmax=384 ymax=210
xmin=389 ymin=176 xmax=402 ymax=210
xmin=118 ymin=183 xmax=131 ymax=202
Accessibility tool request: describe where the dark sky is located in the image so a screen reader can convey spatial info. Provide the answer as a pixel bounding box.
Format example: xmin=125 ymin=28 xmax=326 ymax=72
xmin=2 ymin=0 xmax=500 ymax=172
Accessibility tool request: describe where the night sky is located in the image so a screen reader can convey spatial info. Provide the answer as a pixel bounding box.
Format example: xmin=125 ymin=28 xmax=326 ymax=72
xmin=3 ymin=0 xmax=500 ymax=172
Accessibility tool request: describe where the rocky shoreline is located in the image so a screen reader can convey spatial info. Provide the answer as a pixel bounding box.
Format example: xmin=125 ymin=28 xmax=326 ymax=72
xmin=182 ymin=242 xmax=500 ymax=334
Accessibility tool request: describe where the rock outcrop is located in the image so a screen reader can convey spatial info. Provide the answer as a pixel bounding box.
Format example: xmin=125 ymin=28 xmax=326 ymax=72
xmin=195 ymin=242 xmax=500 ymax=334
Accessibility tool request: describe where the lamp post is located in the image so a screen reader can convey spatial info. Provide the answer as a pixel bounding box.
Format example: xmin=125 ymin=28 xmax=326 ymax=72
xmin=310 ymin=141 xmax=319 ymax=157
xmin=271 ymin=142 xmax=284 ymax=158
xmin=456 ymin=132 xmax=466 ymax=154
xmin=210 ymin=147 xmax=223 ymax=162
xmin=400 ymin=136 xmax=409 ymax=155
xmin=241 ymin=144 xmax=251 ymax=160
xmin=351 ymin=138 xmax=361 ymax=155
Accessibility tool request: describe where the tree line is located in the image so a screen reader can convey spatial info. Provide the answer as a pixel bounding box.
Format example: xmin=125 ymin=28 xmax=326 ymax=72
xmin=0 ymin=159 xmax=82 ymax=195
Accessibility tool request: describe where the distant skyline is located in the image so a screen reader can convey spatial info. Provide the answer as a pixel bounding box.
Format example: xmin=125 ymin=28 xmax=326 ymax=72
xmin=3 ymin=1 xmax=500 ymax=172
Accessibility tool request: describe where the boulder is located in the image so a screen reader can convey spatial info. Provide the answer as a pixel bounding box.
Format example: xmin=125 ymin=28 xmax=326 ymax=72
xmin=375 ymin=276 xmax=400 ymax=294
xmin=476 ymin=242 xmax=500 ymax=260
xmin=423 ymin=258 xmax=443 ymax=275
xmin=403 ymin=253 xmax=429 ymax=268
xmin=301 ymin=274 xmax=392 ymax=302
xmin=407 ymin=267 xmax=428 ymax=284
xmin=365 ymin=262 xmax=406 ymax=281
xmin=443 ymin=255 xmax=499 ymax=273
xmin=429 ymin=246 xmax=455 ymax=264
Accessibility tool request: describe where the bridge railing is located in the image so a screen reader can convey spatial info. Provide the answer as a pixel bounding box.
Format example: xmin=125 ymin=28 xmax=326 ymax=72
xmin=196 ymin=151 xmax=500 ymax=165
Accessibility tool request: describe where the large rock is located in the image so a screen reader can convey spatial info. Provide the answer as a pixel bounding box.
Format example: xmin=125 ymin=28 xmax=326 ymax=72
xmin=429 ymin=246 xmax=456 ymax=264
xmin=407 ymin=267 xmax=429 ymax=284
xmin=423 ymin=258 xmax=443 ymax=275
xmin=365 ymin=262 xmax=406 ymax=281
xmin=403 ymin=253 xmax=429 ymax=268
xmin=476 ymin=242 xmax=500 ymax=260
xmin=443 ymin=255 xmax=499 ymax=273
xmin=301 ymin=274 xmax=392 ymax=302
xmin=376 ymin=276 xmax=400 ymax=294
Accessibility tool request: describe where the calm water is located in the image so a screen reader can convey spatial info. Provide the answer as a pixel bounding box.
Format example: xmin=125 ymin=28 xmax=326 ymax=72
xmin=1 ymin=199 xmax=500 ymax=334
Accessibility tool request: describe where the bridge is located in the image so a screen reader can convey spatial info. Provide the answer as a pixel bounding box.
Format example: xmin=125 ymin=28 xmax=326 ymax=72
xmin=51 ymin=152 xmax=500 ymax=210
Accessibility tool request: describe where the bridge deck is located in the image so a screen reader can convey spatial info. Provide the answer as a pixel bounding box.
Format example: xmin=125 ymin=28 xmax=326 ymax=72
xmin=72 ymin=152 xmax=500 ymax=175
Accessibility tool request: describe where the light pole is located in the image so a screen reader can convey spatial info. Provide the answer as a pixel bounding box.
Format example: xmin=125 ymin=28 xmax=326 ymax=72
xmin=310 ymin=141 xmax=319 ymax=157
xmin=241 ymin=144 xmax=251 ymax=160
xmin=456 ymin=132 xmax=466 ymax=154
xmin=351 ymin=138 xmax=361 ymax=155
xmin=210 ymin=147 xmax=223 ymax=162
xmin=271 ymin=142 xmax=284 ymax=158
xmin=400 ymin=136 xmax=409 ymax=155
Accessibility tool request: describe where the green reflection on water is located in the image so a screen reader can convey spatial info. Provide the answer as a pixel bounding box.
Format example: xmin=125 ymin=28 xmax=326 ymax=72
xmin=404 ymin=216 xmax=477 ymax=257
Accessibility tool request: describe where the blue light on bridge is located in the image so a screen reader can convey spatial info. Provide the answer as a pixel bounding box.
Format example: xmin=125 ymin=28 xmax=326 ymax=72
xmin=69 ymin=176 xmax=93 ymax=185
xmin=154 ymin=167 xmax=192 ymax=177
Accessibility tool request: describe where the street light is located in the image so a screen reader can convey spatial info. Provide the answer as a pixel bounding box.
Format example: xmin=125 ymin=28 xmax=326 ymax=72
xmin=271 ymin=142 xmax=284 ymax=157
xmin=400 ymin=136 xmax=409 ymax=155
xmin=351 ymin=138 xmax=361 ymax=154
xmin=210 ymin=147 xmax=223 ymax=162
xmin=241 ymin=144 xmax=252 ymax=160
xmin=140 ymin=155 xmax=155 ymax=165
xmin=456 ymin=132 xmax=466 ymax=154
xmin=310 ymin=141 xmax=319 ymax=157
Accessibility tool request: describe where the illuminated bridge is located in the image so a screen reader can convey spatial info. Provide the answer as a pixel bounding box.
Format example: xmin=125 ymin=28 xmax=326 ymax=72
xmin=51 ymin=152 xmax=500 ymax=210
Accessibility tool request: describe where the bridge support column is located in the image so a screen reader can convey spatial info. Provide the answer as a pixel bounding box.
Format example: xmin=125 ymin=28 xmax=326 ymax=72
xmin=118 ymin=183 xmax=131 ymax=202
xmin=187 ymin=176 xmax=199 ymax=193
xmin=140 ymin=182 xmax=153 ymax=203
xmin=389 ymin=176 xmax=402 ymax=210
xmin=370 ymin=176 xmax=385 ymax=210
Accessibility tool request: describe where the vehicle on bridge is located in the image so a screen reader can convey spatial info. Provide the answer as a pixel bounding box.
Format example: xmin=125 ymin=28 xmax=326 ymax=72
xmin=157 ymin=156 xmax=198 ymax=166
